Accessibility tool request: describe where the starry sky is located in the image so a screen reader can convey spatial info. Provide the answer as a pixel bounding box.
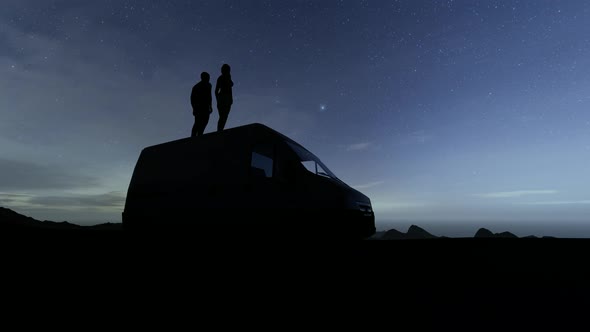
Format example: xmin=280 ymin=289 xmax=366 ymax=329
xmin=2 ymin=0 xmax=590 ymax=237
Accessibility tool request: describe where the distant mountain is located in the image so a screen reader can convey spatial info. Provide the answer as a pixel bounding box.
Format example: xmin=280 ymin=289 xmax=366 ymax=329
xmin=0 ymin=207 xmax=121 ymax=231
xmin=474 ymin=228 xmax=494 ymax=238
xmin=373 ymin=226 xmax=523 ymax=240
xmin=406 ymin=225 xmax=437 ymax=239
xmin=474 ymin=228 xmax=518 ymax=239
xmin=377 ymin=225 xmax=438 ymax=240
xmin=381 ymin=228 xmax=406 ymax=240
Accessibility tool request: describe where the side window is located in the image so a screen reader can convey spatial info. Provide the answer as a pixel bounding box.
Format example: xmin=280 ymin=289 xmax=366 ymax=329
xmin=301 ymin=161 xmax=316 ymax=174
xmin=285 ymin=141 xmax=338 ymax=180
xmin=251 ymin=143 xmax=274 ymax=178
xmin=301 ymin=160 xmax=330 ymax=178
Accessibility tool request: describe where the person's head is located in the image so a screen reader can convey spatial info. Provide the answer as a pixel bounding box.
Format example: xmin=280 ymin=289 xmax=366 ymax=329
xmin=200 ymin=72 xmax=210 ymax=83
xmin=221 ymin=64 xmax=231 ymax=75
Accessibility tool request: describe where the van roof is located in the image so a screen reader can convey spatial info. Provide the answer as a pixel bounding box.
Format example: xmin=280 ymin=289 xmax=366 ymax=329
xmin=142 ymin=123 xmax=305 ymax=154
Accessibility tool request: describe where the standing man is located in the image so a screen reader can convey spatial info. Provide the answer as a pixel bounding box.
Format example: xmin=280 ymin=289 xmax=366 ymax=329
xmin=215 ymin=64 xmax=233 ymax=132
xmin=191 ymin=72 xmax=213 ymax=137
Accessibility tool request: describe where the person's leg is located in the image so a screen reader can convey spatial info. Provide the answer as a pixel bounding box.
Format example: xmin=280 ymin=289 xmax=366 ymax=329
xmin=191 ymin=115 xmax=198 ymax=137
xmin=193 ymin=113 xmax=205 ymax=136
xmin=217 ymin=105 xmax=231 ymax=132
xmin=198 ymin=113 xmax=210 ymax=136
xmin=217 ymin=106 xmax=225 ymax=132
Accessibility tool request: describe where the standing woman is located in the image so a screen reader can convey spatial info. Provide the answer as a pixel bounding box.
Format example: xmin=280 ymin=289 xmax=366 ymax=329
xmin=215 ymin=64 xmax=233 ymax=132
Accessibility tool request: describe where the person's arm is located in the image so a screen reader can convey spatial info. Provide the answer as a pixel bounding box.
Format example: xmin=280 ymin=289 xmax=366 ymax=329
xmin=215 ymin=77 xmax=221 ymax=100
xmin=208 ymin=84 xmax=213 ymax=113
xmin=190 ymin=85 xmax=197 ymax=109
xmin=229 ymin=78 xmax=234 ymax=104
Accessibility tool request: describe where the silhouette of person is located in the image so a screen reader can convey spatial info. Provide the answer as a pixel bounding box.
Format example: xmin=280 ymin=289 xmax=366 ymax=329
xmin=191 ymin=72 xmax=213 ymax=137
xmin=215 ymin=64 xmax=233 ymax=132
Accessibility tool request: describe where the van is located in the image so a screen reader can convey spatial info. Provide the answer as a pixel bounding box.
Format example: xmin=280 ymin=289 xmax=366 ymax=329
xmin=122 ymin=123 xmax=375 ymax=238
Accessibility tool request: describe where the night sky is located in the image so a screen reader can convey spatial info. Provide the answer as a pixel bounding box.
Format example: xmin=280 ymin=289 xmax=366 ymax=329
xmin=2 ymin=1 xmax=590 ymax=237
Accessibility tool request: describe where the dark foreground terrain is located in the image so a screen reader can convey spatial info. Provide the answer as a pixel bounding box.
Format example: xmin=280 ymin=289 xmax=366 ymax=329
xmin=2 ymin=207 xmax=588 ymax=327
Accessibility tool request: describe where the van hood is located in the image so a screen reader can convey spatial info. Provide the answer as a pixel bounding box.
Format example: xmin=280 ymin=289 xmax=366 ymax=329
xmin=330 ymin=179 xmax=372 ymax=207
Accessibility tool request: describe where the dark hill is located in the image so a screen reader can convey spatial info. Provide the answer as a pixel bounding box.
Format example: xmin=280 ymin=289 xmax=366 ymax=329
xmin=377 ymin=225 xmax=438 ymax=240
xmin=474 ymin=227 xmax=518 ymax=239
xmin=406 ymin=225 xmax=437 ymax=239
xmin=381 ymin=228 xmax=406 ymax=240
xmin=374 ymin=226 xmax=521 ymax=240
xmin=0 ymin=207 xmax=121 ymax=231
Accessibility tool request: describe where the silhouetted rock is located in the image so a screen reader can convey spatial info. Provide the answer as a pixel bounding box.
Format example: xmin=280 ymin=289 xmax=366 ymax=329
xmin=523 ymin=235 xmax=538 ymax=239
xmin=474 ymin=228 xmax=495 ymax=238
xmin=406 ymin=225 xmax=437 ymax=239
xmin=474 ymin=228 xmax=519 ymax=238
xmin=381 ymin=229 xmax=405 ymax=240
xmin=378 ymin=226 xmax=437 ymax=240
xmin=496 ymin=231 xmax=518 ymax=238
xmin=376 ymin=225 xmax=542 ymax=240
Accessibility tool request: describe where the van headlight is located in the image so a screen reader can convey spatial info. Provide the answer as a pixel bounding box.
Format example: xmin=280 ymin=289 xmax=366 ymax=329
xmin=356 ymin=202 xmax=373 ymax=216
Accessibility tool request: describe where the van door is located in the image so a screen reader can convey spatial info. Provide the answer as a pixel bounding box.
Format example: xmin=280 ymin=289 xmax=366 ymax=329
xmin=249 ymin=142 xmax=277 ymax=205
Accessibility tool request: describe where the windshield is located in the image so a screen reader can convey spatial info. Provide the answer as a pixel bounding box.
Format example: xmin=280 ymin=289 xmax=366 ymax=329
xmin=287 ymin=142 xmax=338 ymax=180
